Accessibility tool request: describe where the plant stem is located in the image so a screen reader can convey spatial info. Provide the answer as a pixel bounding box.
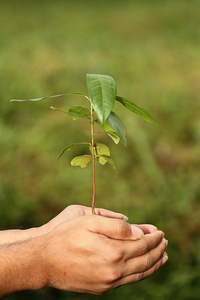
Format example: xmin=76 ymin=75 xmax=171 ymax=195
xmin=90 ymin=101 xmax=96 ymax=215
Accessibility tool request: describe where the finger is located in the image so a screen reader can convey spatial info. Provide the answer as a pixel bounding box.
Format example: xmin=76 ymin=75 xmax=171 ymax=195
xmin=95 ymin=208 xmax=127 ymax=221
xmin=116 ymin=230 xmax=164 ymax=261
xmin=113 ymin=251 xmax=168 ymax=289
xmin=88 ymin=216 xmax=144 ymax=240
xmin=79 ymin=206 xmax=127 ymax=221
xmin=123 ymin=237 xmax=168 ymax=276
xmin=129 ymin=229 xmax=164 ymax=256
xmin=135 ymin=224 xmax=158 ymax=234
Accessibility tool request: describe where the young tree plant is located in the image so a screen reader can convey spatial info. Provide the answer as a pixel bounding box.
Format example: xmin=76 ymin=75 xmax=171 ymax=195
xmin=11 ymin=73 xmax=158 ymax=215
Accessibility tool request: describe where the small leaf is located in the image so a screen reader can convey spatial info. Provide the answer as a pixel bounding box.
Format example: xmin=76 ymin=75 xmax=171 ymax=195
xmin=58 ymin=142 xmax=90 ymax=160
xmin=50 ymin=106 xmax=90 ymax=120
xmin=68 ymin=106 xmax=90 ymax=120
xmin=96 ymin=143 xmax=111 ymax=156
xmin=90 ymin=143 xmax=111 ymax=165
xmin=50 ymin=106 xmax=69 ymax=114
xmin=106 ymin=132 xmax=120 ymax=144
xmin=96 ymin=155 xmax=116 ymax=169
xmin=107 ymin=112 xmax=127 ymax=146
xmin=116 ymin=96 xmax=158 ymax=126
xmin=86 ymin=74 xmax=117 ymax=125
xmin=71 ymin=155 xmax=91 ymax=168
xmin=97 ymin=120 xmax=120 ymax=144
xmin=11 ymin=92 xmax=86 ymax=102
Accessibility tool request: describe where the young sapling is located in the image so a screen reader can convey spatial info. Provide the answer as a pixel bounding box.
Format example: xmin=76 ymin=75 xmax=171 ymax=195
xmin=11 ymin=73 xmax=158 ymax=215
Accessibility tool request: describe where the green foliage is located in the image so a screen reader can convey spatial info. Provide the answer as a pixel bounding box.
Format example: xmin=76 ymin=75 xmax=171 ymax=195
xmin=98 ymin=119 xmax=120 ymax=144
xmin=11 ymin=73 xmax=157 ymax=211
xmin=116 ymin=96 xmax=158 ymax=127
xmin=86 ymin=73 xmax=117 ymax=125
xmin=71 ymin=155 xmax=91 ymax=168
xmin=68 ymin=106 xmax=90 ymax=120
xmin=107 ymin=111 xmax=127 ymax=146
xmin=91 ymin=143 xmax=110 ymax=165
xmin=50 ymin=106 xmax=90 ymax=120
xmin=57 ymin=142 xmax=90 ymax=160
xmin=11 ymin=73 xmax=157 ymax=163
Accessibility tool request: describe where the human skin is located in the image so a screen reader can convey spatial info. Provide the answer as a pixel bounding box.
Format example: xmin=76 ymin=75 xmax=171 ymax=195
xmin=0 ymin=205 xmax=157 ymax=244
xmin=0 ymin=206 xmax=168 ymax=296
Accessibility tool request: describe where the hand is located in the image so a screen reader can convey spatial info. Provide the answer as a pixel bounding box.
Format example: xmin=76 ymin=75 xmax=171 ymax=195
xmin=44 ymin=205 xmax=126 ymax=232
xmin=44 ymin=205 xmax=158 ymax=235
xmin=41 ymin=215 xmax=168 ymax=295
xmin=0 ymin=205 xmax=157 ymax=245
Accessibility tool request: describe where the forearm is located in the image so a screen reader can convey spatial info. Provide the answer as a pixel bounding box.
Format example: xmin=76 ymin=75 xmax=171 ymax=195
xmin=0 ymin=226 xmax=47 ymax=245
xmin=0 ymin=237 xmax=46 ymax=297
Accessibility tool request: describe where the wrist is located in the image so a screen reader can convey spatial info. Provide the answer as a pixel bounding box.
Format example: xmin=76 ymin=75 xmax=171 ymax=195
xmin=0 ymin=236 xmax=47 ymax=296
xmin=0 ymin=225 xmax=48 ymax=246
xmin=26 ymin=224 xmax=49 ymax=238
xmin=26 ymin=236 xmax=47 ymax=291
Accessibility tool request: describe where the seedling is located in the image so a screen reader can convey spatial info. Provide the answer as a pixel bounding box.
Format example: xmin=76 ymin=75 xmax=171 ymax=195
xmin=11 ymin=73 xmax=157 ymax=214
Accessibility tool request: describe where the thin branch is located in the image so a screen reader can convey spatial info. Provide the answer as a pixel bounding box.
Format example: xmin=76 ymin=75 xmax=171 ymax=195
xmin=90 ymin=101 xmax=96 ymax=215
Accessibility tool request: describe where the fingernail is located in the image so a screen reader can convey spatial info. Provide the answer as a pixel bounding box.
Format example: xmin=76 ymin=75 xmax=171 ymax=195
xmin=162 ymin=253 xmax=168 ymax=264
xmin=131 ymin=226 xmax=144 ymax=240
xmin=123 ymin=215 xmax=128 ymax=222
xmin=162 ymin=238 xmax=168 ymax=247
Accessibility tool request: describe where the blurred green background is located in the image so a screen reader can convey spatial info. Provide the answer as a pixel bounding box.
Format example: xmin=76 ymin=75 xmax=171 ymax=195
xmin=1 ymin=0 xmax=200 ymax=299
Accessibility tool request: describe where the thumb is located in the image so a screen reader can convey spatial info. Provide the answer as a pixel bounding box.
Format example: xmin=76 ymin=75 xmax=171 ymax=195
xmin=89 ymin=216 xmax=144 ymax=240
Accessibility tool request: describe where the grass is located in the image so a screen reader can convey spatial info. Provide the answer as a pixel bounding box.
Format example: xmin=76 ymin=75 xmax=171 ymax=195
xmin=1 ymin=0 xmax=200 ymax=299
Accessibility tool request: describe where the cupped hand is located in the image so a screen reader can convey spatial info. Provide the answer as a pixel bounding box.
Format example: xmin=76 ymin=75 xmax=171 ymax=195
xmin=41 ymin=215 xmax=168 ymax=295
xmin=44 ymin=205 xmax=157 ymax=235
xmin=45 ymin=205 xmax=125 ymax=231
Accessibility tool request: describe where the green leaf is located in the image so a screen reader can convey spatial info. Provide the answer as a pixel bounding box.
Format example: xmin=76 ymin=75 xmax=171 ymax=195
xmin=71 ymin=155 xmax=91 ymax=168
xmin=11 ymin=92 xmax=86 ymax=102
xmin=86 ymin=74 xmax=117 ymax=125
xmin=90 ymin=143 xmax=111 ymax=165
xmin=96 ymin=155 xmax=116 ymax=169
xmin=68 ymin=106 xmax=90 ymax=120
xmin=58 ymin=142 xmax=90 ymax=160
xmin=50 ymin=106 xmax=90 ymax=120
xmin=116 ymin=96 xmax=158 ymax=126
xmin=107 ymin=112 xmax=127 ymax=146
xmin=97 ymin=120 xmax=120 ymax=144
xmin=106 ymin=131 xmax=120 ymax=145
xmin=50 ymin=106 xmax=69 ymax=114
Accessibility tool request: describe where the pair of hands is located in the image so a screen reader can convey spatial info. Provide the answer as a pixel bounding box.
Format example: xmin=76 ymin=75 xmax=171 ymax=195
xmin=0 ymin=205 xmax=168 ymax=296
xmin=38 ymin=205 xmax=168 ymax=294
